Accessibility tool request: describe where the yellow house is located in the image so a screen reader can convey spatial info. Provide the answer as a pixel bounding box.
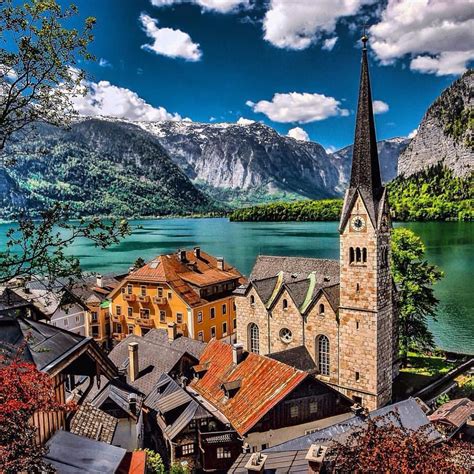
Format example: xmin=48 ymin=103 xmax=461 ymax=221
xmin=108 ymin=248 xmax=245 ymax=343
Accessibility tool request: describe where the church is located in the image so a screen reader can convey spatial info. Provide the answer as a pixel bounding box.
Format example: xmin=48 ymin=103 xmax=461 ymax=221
xmin=235 ymin=36 xmax=399 ymax=411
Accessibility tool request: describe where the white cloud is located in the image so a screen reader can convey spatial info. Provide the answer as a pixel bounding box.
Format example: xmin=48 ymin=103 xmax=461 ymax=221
xmin=322 ymin=37 xmax=338 ymax=51
xmin=150 ymin=0 xmax=249 ymax=13
xmin=370 ymin=0 xmax=474 ymax=75
xmin=373 ymin=100 xmax=389 ymax=114
xmin=237 ymin=117 xmax=255 ymax=125
xmin=71 ymin=79 xmax=182 ymax=122
xmin=139 ymin=13 xmax=202 ymax=61
xmin=247 ymin=92 xmax=349 ymax=124
xmin=408 ymin=128 xmax=418 ymax=139
xmin=263 ymin=0 xmax=374 ymax=50
xmin=287 ymin=127 xmax=309 ymax=141
xmin=98 ymin=58 xmax=112 ymax=68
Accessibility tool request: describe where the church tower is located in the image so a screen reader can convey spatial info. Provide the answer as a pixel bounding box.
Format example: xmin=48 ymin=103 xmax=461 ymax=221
xmin=338 ymin=35 xmax=395 ymax=410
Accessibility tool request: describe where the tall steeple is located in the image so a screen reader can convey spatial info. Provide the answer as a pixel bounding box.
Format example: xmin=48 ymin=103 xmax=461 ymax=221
xmin=340 ymin=34 xmax=384 ymax=231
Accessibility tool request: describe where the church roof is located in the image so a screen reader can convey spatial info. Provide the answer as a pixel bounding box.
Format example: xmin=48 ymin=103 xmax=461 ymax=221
xmin=340 ymin=36 xmax=385 ymax=231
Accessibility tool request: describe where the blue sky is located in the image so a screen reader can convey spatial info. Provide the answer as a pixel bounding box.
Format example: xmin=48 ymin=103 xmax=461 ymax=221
xmin=63 ymin=0 xmax=473 ymax=150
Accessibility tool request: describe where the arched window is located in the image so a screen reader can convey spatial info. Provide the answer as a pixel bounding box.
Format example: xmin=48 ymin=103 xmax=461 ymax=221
xmin=317 ymin=335 xmax=330 ymax=376
xmin=248 ymin=323 xmax=260 ymax=354
xmin=356 ymin=247 xmax=361 ymax=263
xmin=349 ymin=247 xmax=355 ymax=264
xmin=250 ymin=294 xmax=255 ymax=305
xmin=362 ymin=248 xmax=367 ymax=263
xmin=282 ymin=299 xmax=288 ymax=310
xmin=319 ymin=303 xmax=325 ymax=315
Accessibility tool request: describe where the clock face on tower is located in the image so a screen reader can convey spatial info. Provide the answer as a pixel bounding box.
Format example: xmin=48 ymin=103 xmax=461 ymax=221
xmin=350 ymin=215 xmax=366 ymax=232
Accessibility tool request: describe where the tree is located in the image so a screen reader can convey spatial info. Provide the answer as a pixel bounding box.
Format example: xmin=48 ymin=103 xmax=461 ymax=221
xmin=330 ymin=412 xmax=472 ymax=472
xmin=391 ymin=228 xmax=443 ymax=365
xmin=0 ymin=349 xmax=74 ymax=473
xmin=0 ymin=1 xmax=130 ymax=287
xmin=133 ymin=257 xmax=146 ymax=271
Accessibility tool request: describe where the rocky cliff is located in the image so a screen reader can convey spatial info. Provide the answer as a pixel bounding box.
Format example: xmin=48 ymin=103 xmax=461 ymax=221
xmin=398 ymin=70 xmax=473 ymax=177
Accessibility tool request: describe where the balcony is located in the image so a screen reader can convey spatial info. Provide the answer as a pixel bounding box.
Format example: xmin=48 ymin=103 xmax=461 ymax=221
xmin=138 ymin=295 xmax=150 ymax=304
xmin=124 ymin=294 xmax=136 ymax=302
xmin=136 ymin=317 xmax=154 ymax=327
xmin=111 ymin=313 xmax=122 ymax=323
xmin=153 ymin=296 xmax=168 ymax=305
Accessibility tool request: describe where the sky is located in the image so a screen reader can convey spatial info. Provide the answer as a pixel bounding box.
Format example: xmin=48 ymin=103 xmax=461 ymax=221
xmin=59 ymin=0 xmax=473 ymax=151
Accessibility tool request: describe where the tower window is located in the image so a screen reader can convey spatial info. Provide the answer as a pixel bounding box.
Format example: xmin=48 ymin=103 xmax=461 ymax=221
xmin=356 ymin=283 xmax=360 ymax=292
xmin=319 ymin=303 xmax=325 ymax=315
xmin=362 ymin=248 xmax=367 ymax=263
xmin=282 ymin=299 xmax=288 ymax=310
xmin=349 ymin=247 xmax=355 ymax=264
xmin=356 ymin=247 xmax=362 ymax=263
xmin=355 ymin=371 xmax=360 ymax=381
xmin=356 ymin=321 xmax=359 ymax=330
xmin=250 ymin=295 xmax=255 ymax=305
xmin=248 ymin=323 xmax=260 ymax=354
xmin=317 ymin=335 xmax=330 ymax=376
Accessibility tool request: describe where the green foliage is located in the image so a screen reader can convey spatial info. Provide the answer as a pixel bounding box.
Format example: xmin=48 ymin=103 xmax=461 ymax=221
xmin=436 ymin=393 xmax=451 ymax=407
xmin=390 ymin=228 xmax=443 ymax=363
xmin=138 ymin=449 xmax=165 ymax=474
xmin=387 ymin=166 xmax=473 ymax=221
xmin=401 ymin=352 xmax=454 ymax=377
xmin=133 ymin=257 xmax=146 ymax=270
xmin=169 ymin=463 xmax=189 ymax=474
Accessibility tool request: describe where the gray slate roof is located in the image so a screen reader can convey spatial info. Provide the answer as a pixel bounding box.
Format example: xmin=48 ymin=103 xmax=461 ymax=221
xmin=44 ymin=430 xmax=126 ymax=474
xmin=268 ymin=346 xmax=317 ymax=372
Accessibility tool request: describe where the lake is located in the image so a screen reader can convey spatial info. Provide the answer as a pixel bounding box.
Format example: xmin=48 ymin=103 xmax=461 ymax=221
xmin=1 ymin=218 xmax=472 ymax=354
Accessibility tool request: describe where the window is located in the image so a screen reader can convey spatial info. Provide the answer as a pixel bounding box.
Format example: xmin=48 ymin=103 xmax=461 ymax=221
xmin=140 ymin=309 xmax=150 ymax=319
xmin=279 ymin=327 xmax=292 ymax=344
xmin=233 ymin=302 xmax=236 ymax=312
xmin=355 ymin=371 xmax=360 ymax=381
xmin=223 ymin=322 xmax=227 ymax=335
xmin=290 ymin=404 xmax=299 ymax=418
xmin=176 ymin=313 xmax=183 ymax=324
xmin=141 ymin=328 xmax=150 ymax=336
xmin=356 ymin=283 xmax=360 ymax=292
xmin=91 ymin=326 xmax=99 ymax=337
xmin=317 ymin=335 xmax=330 ymax=376
xmin=168 ymin=292 xmax=172 ymax=299
xmin=349 ymin=247 xmax=355 ymax=264
xmin=319 ymin=303 xmax=325 ymax=315
xmin=217 ymin=447 xmax=232 ymax=459
xmin=127 ymin=284 xmax=132 ymax=295
xmin=121 ymin=287 xmax=125 ymax=294
xmin=160 ymin=311 xmax=166 ymax=323
xmin=128 ymin=324 xmax=134 ymax=334
xmin=356 ymin=247 xmax=362 ymax=263
xmin=128 ymin=307 xmax=133 ymax=317
xmin=181 ymin=443 xmax=194 ymax=456
xmin=210 ymin=307 xmax=215 ymax=319
xmin=282 ymin=299 xmax=288 ymax=310
xmin=362 ymin=248 xmax=367 ymax=263
xmin=233 ymin=318 xmax=237 ymax=329
xmin=114 ymin=323 xmax=122 ymax=333
xmin=353 ymin=396 xmax=362 ymax=405
xmin=197 ymin=311 xmax=203 ymax=323
xmin=309 ymin=401 xmax=318 ymax=414
xmin=211 ymin=326 xmax=216 ymax=338
xmin=248 ymin=323 xmax=259 ymax=354
xmin=250 ymin=295 xmax=255 ymax=305
xmin=75 ymin=315 xmax=80 ymax=323
xmin=356 ymin=320 xmax=360 ymax=330
xmin=222 ymin=304 xmax=227 ymax=315
xmin=140 ymin=285 xmax=146 ymax=297
xmin=158 ymin=287 xmax=163 ymax=297
xmin=116 ymin=305 xmax=122 ymax=316
xmin=198 ymin=331 xmax=204 ymax=342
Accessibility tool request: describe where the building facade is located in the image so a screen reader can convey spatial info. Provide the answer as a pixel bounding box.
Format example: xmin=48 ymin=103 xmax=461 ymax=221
xmin=108 ymin=248 xmax=245 ymax=343
xmin=235 ymin=38 xmax=398 ymax=411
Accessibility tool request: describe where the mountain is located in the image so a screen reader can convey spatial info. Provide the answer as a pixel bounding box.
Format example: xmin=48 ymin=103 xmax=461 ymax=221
xmin=330 ymin=137 xmax=410 ymax=188
xmin=136 ymin=120 xmax=341 ymax=205
xmin=398 ymin=70 xmax=473 ymax=178
xmin=1 ymin=119 xmax=217 ymax=219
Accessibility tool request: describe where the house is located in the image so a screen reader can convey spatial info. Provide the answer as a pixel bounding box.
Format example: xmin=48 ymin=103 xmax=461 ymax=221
xmin=234 ymin=35 xmax=399 ymax=411
xmin=229 ymin=398 xmax=440 ymax=473
xmin=146 ymin=373 xmax=242 ymax=472
xmin=428 ymin=398 xmax=474 ymax=440
xmin=0 ymin=313 xmax=117 ymax=444
xmin=189 ymin=340 xmax=353 ymax=454
xmin=108 ymin=248 xmax=245 ymax=343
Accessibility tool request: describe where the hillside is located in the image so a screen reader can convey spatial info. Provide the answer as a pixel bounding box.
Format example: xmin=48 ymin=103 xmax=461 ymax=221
xmin=398 ymin=70 xmax=473 ymax=177
xmin=1 ymin=119 xmax=217 ymax=219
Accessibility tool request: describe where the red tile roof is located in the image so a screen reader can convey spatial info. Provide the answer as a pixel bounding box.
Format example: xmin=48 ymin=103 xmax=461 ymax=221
xmin=428 ymin=398 xmax=474 ymax=429
xmin=116 ymin=249 xmax=245 ymax=308
xmin=189 ymin=339 xmax=308 ymax=436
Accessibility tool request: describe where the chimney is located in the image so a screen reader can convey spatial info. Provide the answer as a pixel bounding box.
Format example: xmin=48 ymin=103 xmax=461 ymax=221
xmin=194 ymin=247 xmax=201 ymax=259
xmin=232 ymin=343 xmax=244 ymax=365
xmin=128 ymin=342 xmax=139 ymax=382
xmin=217 ymin=257 xmax=224 ymax=271
xmin=167 ymin=322 xmax=177 ymax=342
xmin=305 ymin=444 xmax=328 ymax=473
xmin=128 ymin=393 xmax=138 ymax=416
xmin=245 ymin=453 xmax=267 ymax=472
xmin=178 ymin=249 xmax=187 ymax=263
xmin=96 ymin=274 xmax=103 ymax=288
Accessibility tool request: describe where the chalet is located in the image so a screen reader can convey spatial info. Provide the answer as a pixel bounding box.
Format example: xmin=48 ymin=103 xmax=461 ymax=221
xmin=108 ymin=248 xmax=245 ymax=343
xmin=189 ymin=340 xmax=353 ymax=455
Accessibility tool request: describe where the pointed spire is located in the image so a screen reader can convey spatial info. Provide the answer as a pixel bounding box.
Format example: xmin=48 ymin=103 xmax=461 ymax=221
xmin=349 ymin=33 xmax=382 ymax=195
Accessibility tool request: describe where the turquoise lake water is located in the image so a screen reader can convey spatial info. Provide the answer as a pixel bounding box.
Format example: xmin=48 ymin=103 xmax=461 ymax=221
xmin=1 ymin=218 xmax=472 ymax=354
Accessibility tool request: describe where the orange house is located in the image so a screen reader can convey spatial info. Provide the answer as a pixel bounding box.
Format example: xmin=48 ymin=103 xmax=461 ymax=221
xmin=108 ymin=248 xmax=246 ymax=343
